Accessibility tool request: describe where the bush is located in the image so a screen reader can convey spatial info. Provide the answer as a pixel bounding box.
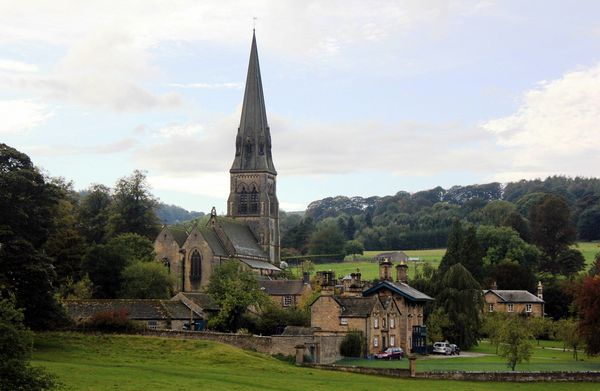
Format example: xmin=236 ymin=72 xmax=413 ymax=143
xmin=340 ymin=331 xmax=365 ymax=358
xmin=83 ymin=309 xmax=141 ymax=332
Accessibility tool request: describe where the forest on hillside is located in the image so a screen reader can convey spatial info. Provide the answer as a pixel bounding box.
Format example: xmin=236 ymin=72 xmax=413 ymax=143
xmin=280 ymin=178 xmax=600 ymax=254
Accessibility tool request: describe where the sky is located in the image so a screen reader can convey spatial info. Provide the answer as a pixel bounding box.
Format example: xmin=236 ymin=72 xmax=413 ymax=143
xmin=2 ymin=1 xmax=600 ymax=213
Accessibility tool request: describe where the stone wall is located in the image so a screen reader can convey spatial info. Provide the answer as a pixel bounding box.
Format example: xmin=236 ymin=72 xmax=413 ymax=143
xmin=417 ymin=371 xmax=600 ymax=382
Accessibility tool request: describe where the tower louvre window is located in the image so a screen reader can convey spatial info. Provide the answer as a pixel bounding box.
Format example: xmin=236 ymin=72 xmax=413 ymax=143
xmin=191 ymin=250 xmax=201 ymax=281
xmin=249 ymin=188 xmax=259 ymax=214
xmin=239 ymin=190 xmax=248 ymax=214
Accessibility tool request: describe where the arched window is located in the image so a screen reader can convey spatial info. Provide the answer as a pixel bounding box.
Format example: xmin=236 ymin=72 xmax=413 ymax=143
xmin=249 ymin=186 xmax=259 ymax=214
xmin=239 ymin=188 xmax=248 ymax=215
xmin=190 ymin=250 xmax=201 ymax=281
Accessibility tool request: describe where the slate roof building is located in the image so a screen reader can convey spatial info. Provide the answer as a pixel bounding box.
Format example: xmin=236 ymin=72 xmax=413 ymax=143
xmin=154 ymin=32 xmax=281 ymax=292
xmin=483 ymin=283 xmax=545 ymax=317
xmin=258 ymin=279 xmax=312 ymax=308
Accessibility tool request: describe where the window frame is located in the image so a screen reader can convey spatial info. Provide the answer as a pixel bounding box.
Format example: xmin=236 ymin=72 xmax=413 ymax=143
xmin=507 ymin=303 xmax=514 ymax=313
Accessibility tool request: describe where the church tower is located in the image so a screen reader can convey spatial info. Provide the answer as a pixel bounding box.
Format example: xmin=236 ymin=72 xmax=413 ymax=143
xmin=227 ymin=31 xmax=280 ymax=264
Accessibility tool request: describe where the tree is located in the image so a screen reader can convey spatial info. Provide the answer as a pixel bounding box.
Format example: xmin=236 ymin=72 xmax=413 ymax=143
xmin=574 ymin=275 xmax=600 ymax=356
xmin=78 ymin=184 xmax=112 ymax=243
xmin=552 ymin=248 xmax=585 ymax=277
xmin=578 ymin=207 xmax=600 ymax=241
xmin=82 ymin=244 xmax=128 ymax=298
xmin=528 ymin=316 xmax=553 ymax=346
xmin=439 ymin=220 xmax=464 ymax=273
xmin=0 ymin=144 xmax=66 ymax=329
xmin=120 ymin=262 xmax=173 ymax=299
xmin=345 ymin=216 xmax=356 ymax=240
xmin=339 ymin=331 xmax=365 ymax=358
xmin=556 ymin=318 xmax=582 ymax=359
xmin=501 ymin=211 xmax=531 ymax=243
xmin=489 ymin=260 xmax=536 ymax=291
xmin=107 ymin=233 xmax=155 ymax=263
xmin=498 ymin=316 xmax=533 ymax=371
xmin=0 ymin=294 xmax=58 ymax=390
xmin=529 ymin=194 xmax=576 ymax=273
xmin=481 ymin=200 xmax=517 ymax=226
xmin=481 ymin=312 xmax=508 ymax=354
xmin=436 ymin=263 xmax=483 ymax=349
xmin=106 ymin=170 xmax=160 ymax=239
xmin=308 ymin=224 xmax=345 ymax=255
xmin=461 ymin=226 xmax=484 ymax=281
xmin=344 ymin=240 xmax=364 ymax=259
xmin=205 ymin=260 xmax=269 ymax=332
xmin=425 ymin=307 xmax=451 ymax=344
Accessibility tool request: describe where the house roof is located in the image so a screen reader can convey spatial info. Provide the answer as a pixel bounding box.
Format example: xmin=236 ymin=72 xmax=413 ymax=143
xmin=63 ymin=299 xmax=201 ymax=321
xmin=258 ymin=280 xmax=305 ymax=295
xmin=176 ymin=292 xmax=219 ymax=311
xmin=374 ymin=251 xmax=409 ymax=261
xmin=363 ymin=280 xmax=434 ymax=302
xmin=198 ymin=226 xmax=227 ymax=257
xmin=218 ymin=218 xmax=269 ymax=259
xmin=484 ymin=289 xmax=544 ymax=303
xmin=336 ymin=296 xmax=378 ymax=317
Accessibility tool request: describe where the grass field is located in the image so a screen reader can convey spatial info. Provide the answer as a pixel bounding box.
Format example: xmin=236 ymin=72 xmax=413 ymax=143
xmin=32 ymin=333 xmax=600 ymax=390
xmin=291 ymin=242 xmax=599 ymax=280
xmin=338 ymin=340 xmax=600 ymax=372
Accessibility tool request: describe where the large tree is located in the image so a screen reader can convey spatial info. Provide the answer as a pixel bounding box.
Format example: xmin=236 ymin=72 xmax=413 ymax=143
xmin=574 ymin=275 xmax=600 ymax=356
xmin=529 ymin=194 xmax=577 ymax=274
xmin=438 ymin=220 xmax=464 ymax=273
xmin=308 ymin=224 xmax=346 ymax=256
xmin=498 ymin=316 xmax=533 ymax=371
xmin=106 ymin=170 xmax=160 ymax=239
xmin=436 ymin=263 xmax=483 ymax=349
xmin=78 ymin=183 xmax=112 ymax=243
xmin=119 ymin=262 xmax=173 ymax=299
xmin=578 ymin=207 xmax=600 ymax=241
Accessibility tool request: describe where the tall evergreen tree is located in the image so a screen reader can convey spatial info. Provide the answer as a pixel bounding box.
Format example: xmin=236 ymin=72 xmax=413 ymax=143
xmin=345 ymin=215 xmax=356 ymax=240
xmin=461 ymin=226 xmax=484 ymax=281
xmin=439 ymin=220 xmax=463 ymax=272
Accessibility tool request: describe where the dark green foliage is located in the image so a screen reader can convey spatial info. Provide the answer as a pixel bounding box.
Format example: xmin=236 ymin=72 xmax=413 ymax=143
xmin=578 ymin=207 xmax=600 ymax=241
xmin=461 ymin=226 xmax=484 ymax=281
xmin=308 ymin=224 xmax=345 ymax=255
xmin=345 ymin=215 xmax=356 ymax=239
xmin=245 ymin=305 xmax=310 ymax=336
xmin=439 ymin=220 xmax=463 ymax=272
xmin=543 ymin=281 xmax=574 ymax=320
xmin=477 ymin=225 xmax=540 ymax=271
xmin=436 ymin=264 xmax=482 ymax=350
xmin=344 ymin=240 xmax=364 ymax=257
xmin=107 ymin=233 xmax=155 ymax=263
xmin=489 ymin=261 xmax=536 ymax=291
xmin=498 ymin=316 xmax=533 ymax=371
xmin=78 ymin=184 xmax=112 ymax=243
xmin=552 ymin=248 xmax=585 ymax=277
xmin=501 ymin=211 xmax=531 ymax=242
xmin=529 ymin=194 xmax=577 ymax=272
xmin=206 ymin=261 xmax=269 ymax=332
xmin=339 ymin=331 xmax=365 ymax=357
xmin=119 ymin=262 xmax=173 ymax=299
xmin=0 ymin=294 xmax=58 ymax=390
xmin=156 ymin=203 xmax=203 ymax=224
xmin=281 ymin=217 xmax=314 ymax=254
xmin=106 ymin=170 xmax=160 ymax=240
xmin=82 ymin=244 xmax=128 ymax=298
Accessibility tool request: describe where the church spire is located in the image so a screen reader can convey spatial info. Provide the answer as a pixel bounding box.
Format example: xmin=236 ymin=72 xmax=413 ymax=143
xmin=231 ymin=31 xmax=276 ymax=174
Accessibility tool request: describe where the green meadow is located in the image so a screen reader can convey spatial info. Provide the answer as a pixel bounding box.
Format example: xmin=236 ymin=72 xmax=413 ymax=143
xmin=292 ymin=242 xmax=599 ymax=280
xmin=32 ymin=333 xmax=599 ymax=390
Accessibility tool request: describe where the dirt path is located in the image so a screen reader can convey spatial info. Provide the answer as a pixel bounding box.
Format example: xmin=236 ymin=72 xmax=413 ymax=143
xmin=417 ymin=351 xmax=489 ymax=360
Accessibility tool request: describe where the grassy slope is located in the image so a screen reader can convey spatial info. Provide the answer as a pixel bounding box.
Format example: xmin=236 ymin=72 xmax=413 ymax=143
xmin=294 ymin=243 xmax=598 ymax=280
xmin=338 ymin=340 xmax=600 ymax=372
xmin=32 ymin=333 xmax=597 ymax=391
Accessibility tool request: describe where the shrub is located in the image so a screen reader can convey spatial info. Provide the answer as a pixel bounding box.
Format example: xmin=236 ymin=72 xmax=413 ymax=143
xmin=340 ymin=331 xmax=365 ymax=358
xmin=83 ymin=309 xmax=141 ymax=332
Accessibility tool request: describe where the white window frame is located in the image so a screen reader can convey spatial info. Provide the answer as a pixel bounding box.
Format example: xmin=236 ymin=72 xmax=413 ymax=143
xmin=340 ymin=317 xmax=348 ymax=325
xmin=147 ymin=320 xmax=158 ymax=330
xmin=283 ymin=295 xmax=293 ymax=307
xmin=390 ymin=317 xmax=395 ymax=328
xmin=526 ymin=304 xmax=532 ymax=313
xmin=488 ymin=304 xmax=494 ymax=312
xmin=373 ymin=337 xmax=379 ymax=348
xmin=390 ymin=336 xmax=395 ymax=346
xmin=373 ymin=318 xmax=379 ymax=329
xmin=507 ymin=303 xmax=514 ymax=313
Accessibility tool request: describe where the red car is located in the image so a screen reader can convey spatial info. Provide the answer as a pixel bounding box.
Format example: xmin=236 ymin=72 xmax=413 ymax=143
xmin=374 ymin=347 xmax=404 ymax=360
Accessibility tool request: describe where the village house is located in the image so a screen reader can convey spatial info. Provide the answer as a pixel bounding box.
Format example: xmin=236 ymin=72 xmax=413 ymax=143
xmin=258 ymin=275 xmax=312 ymax=308
xmin=483 ymin=281 xmax=545 ymax=317
xmin=310 ymin=259 xmax=433 ymax=356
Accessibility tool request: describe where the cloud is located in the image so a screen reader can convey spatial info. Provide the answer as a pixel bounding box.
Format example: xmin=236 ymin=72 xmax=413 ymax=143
xmin=155 ymin=123 xmax=202 ymax=138
xmin=27 ymin=138 xmax=137 ymax=156
xmin=0 ymin=99 xmax=52 ymax=134
xmin=167 ymin=82 xmax=243 ymax=89
xmin=482 ymin=63 xmax=600 ymax=179
xmin=0 ymin=59 xmax=39 ymax=73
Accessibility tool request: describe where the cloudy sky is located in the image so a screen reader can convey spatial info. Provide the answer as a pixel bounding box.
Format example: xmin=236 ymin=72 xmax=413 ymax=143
xmin=2 ymin=1 xmax=600 ymax=212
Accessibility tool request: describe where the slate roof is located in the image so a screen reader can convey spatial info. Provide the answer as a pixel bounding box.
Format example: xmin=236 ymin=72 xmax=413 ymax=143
xmin=374 ymin=251 xmax=409 ymax=262
xmin=335 ymin=296 xmax=378 ymax=317
xmin=63 ymin=299 xmax=200 ymax=321
xmin=240 ymin=258 xmax=281 ymax=272
xmin=176 ymin=292 xmax=220 ymax=311
xmin=484 ymin=290 xmax=544 ymax=303
xmin=218 ymin=218 xmax=268 ymax=258
xmin=198 ymin=227 xmax=227 ymax=257
xmin=169 ymin=226 xmax=189 ymax=247
xmin=258 ymin=280 xmax=305 ymax=295
xmin=363 ymin=281 xmax=434 ymax=302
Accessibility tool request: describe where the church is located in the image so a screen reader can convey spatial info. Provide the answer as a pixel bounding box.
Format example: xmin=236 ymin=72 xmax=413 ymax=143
xmin=154 ymin=32 xmax=282 ymax=292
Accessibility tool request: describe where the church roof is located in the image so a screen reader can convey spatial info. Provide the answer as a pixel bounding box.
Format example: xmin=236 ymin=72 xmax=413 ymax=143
xmin=169 ymin=226 xmax=190 ymax=247
xmin=239 ymin=258 xmax=281 ymax=271
xmin=483 ymin=289 xmax=544 ymax=303
xmin=175 ymin=292 xmax=219 ymax=311
xmin=363 ymin=280 xmax=434 ymax=302
xmin=230 ymin=31 xmax=276 ymax=174
xmin=218 ymin=218 xmax=268 ymax=259
xmin=197 ymin=227 xmax=228 ymax=257
xmin=63 ymin=299 xmax=201 ymax=321
xmin=258 ymin=279 xmax=305 ymax=295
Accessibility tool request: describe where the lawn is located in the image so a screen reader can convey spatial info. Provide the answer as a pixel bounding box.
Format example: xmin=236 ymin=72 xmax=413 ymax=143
xmin=573 ymin=241 xmax=599 ymax=268
xmin=337 ymin=340 xmax=600 ymax=372
xmin=31 ymin=332 xmax=598 ymax=390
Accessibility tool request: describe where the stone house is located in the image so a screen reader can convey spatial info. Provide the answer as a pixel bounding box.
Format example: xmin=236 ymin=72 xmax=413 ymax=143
xmin=310 ymin=260 xmax=433 ymax=356
xmin=374 ymin=251 xmax=409 ymax=263
xmin=483 ymin=282 xmax=545 ymax=317
xmin=258 ymin=279 xmax=312 ymax=308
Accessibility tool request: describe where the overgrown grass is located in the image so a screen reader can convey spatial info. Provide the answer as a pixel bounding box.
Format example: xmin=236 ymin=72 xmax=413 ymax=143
xmin=31 ymin=333 xmax=599 ymax=390
xmin=573 ymin=242 xmax=599 ymax=268
xmin=338 ymin=340 xmax=600 ymax=372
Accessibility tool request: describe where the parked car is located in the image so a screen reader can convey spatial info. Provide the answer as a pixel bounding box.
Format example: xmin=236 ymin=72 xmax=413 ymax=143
xmin=374 ymin=347 xmax=404 ymax=360
xmin=432 ymin=342 xmax=452 ymax=355
xmin=449 ymin=344 xmax=460 ymax=355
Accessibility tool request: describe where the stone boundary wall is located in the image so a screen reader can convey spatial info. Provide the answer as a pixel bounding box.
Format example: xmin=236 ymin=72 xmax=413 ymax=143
xmin=301 ymin=363 xmax=600 ymax=382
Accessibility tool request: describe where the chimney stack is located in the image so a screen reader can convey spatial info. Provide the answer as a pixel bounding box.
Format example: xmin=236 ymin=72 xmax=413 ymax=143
xmin=396 ymin=261 xmax=408 ymax=284
xmin=537 ymin=281 xmax=543 ymax=300
xmin=491 ymin=281 xmax=498 ymax=290
xmin=302 ymin=272 xmax=310 ymax=285
xmin=379 ymin=258 xmax=393 ymax=281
